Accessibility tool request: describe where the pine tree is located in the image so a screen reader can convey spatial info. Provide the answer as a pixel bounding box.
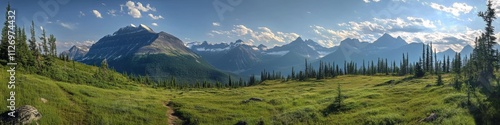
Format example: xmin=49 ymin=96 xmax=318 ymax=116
xmin=477 ymin=0 xmax=498 ymax=78
xmin=436 ymin=73 xmax=443 ymax=86
xmin=48 ymin=34 xmax=56 ymax=56
xmin=228 ymin=75 xmax=232 ymax=87
xmin=422 ymin=43 xmax=426 ymax=72
xmin=0 ymin=3 xmax=12 ymax=62
xmin=39 ymin=28 xmax=48 ymax=55
xmin=415 ymin=62 xmax=425 ymax=78
xmin=446 ymin=55 xmax=450 ymax=73
xmin=426 ymin=43 xmax=430 ymax=72
xmin=28 ymin=21 xmax=39 ymax=61
xmin=16 ymin=27 xmax=30 ymax=68
xmin=334 ymin=83 xmax=343 ymax=109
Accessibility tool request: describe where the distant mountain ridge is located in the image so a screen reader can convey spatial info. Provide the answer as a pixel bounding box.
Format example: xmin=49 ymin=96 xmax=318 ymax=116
xmin=61 ymin=45 xmax=90 ymax=60
xmin=184 ymin=33 xmax=478 ymax=76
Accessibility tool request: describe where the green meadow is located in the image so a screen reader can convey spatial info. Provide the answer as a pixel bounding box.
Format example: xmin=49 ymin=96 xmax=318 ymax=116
xmin=0 ymin=60 xmax=479 ymax=124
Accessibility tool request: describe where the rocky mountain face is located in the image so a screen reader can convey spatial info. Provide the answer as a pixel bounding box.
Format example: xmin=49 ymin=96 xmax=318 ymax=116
xmin=79 ymin=24 xmax=227 ymax=83
xmin=60 ymin=45 xmax=90 ymax=60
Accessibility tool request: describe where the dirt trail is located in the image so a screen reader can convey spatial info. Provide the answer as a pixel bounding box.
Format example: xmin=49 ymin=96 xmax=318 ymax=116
xmin=164 ymin=101 xmax=181 ymax=125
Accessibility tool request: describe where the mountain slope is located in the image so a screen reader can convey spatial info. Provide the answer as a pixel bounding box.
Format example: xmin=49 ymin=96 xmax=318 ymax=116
xmin=80 ymin=24 xmax=227 ymax=83
xmin=60 ymin=45 xmax=90 ymax=60
xmin=0 ymin=60 xmax=167 ymax=125
xmin=189 ymin=40 xmax=262 ymax=73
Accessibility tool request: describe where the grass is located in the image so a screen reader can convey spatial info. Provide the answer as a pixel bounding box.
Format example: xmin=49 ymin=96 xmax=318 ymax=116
xmin=0 ymin=60 xmax=478 ymax=124
xmin=169 ymin=75 xmax=476 ymax=124
xmin=0 ymin=63 xmax=169 ymax=125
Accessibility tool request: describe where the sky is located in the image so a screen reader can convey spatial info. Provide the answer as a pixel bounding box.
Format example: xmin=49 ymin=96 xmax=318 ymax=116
xmin=1 ymin=0 xmax=499 ymax=53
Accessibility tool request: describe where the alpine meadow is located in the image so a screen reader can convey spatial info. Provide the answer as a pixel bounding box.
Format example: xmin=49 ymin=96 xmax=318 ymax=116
xmin=1 ymin=0 xmax=500 ymax=125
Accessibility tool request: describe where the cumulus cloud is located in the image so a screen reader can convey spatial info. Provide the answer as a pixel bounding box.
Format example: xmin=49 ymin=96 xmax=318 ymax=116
xmin=123 ymin=1 xmax=157 ymax=18
xmin=429 ymin=2 xmax=473 ymax=17
xmin=148 ymin=13 xmax=164 ymax=20
xmin=363 ymin=0 xmax=380 ymax=3
xmin=491 ymin=0 xmax=500 ymax=17
xmin=319 ymin=17 xmax=439 ymax=44
xmin=151 ymin=23 xmax=158 ymax=26
xmin=389 ymin=28 xmax=481 ymax=52
xmin=231 ymin=25 xmax=253 ymax=36
xmin=212 ymin=22 xmax=220 ymax=27
xmin=208 ymin=25 xmax=300 ymax=46
xmin=309 ymin=16 xmax=480 ymax=51
xmin=92 ymin=10 xmax=102 ymax=18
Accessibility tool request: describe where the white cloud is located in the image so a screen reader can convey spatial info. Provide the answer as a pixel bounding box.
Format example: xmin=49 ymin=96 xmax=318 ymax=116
xmin=212 ymin=22 xmax=220 ymax=27
xmin=390 ymin=28 xmax=481 ymax=52
xmin=490 ymin=0 xmax=500 ymax=17
xmin=309 ymin=17 xmax=456 ymax=48
xmin=429 ymin=2 xmax=473 ymax=17
xmin=92 ymin=10 xmax=102 ymax=18
xmin=60 ymin=22 xmax=77 ymax=30
xmin=232 ymin=25 xmax=253 ymax=36
xmin=363 ymin=0 xmax=380 ymax=3
xmin=151 ymin=23 xmax=158 ymax=26
xmin=406 ymin=17 xmax=436 ymax=28
xmin=79 ymin=11 xmax=85 ymax=17
xmin=148 ymin=13 xmax=164 ymax=20
xmin=209 ymin=25 xmax=300 ymax=46
xmin=107 ymin=9 xmax=117 ymax=16
xmin=124 ymin=1 xmax=157 ymax=18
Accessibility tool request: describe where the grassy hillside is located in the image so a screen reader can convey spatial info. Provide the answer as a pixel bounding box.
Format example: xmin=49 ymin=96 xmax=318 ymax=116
xmin=0 ymin=59 xmax=480 ymax=124
xmin=0 ymin=60 xmax=170 ymax=125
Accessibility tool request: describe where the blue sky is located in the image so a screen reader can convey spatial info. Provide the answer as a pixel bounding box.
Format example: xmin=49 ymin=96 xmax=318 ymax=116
xmin=2 ymin=0 xmax=499 ymax=53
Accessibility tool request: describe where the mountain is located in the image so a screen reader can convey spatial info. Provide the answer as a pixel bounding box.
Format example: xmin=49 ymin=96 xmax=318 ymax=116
xmin=365 ymin=33 xmax=408 ymax=54
xmin=80 ymin=24 xmax=227 ymax=83
xmin=371 ymin=33 xmax=408 ymax=49
xmin=265 ymin=37 xmax=321 ymax=59
xmin=60 ymin=45 xmax=90 ymax=60
xmin=321 ymin=36 xmax=419 ymax=69
xmin=189 ymin=40 xmax=262 ymax=73
xmin=437 ymin=48 xmax=456 ymax=59
xmin=460 ymin=45 xmax=474 ymax=57
xmin=321 ymin=38 xmax=369 ymax=63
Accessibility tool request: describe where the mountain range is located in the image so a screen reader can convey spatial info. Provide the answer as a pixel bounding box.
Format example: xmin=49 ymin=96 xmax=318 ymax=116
xmin=63 ymin=26 xmax=477 ymax=82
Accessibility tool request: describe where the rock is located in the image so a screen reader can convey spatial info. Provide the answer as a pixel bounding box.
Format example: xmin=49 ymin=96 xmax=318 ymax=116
xmin=0 ymin=105 xmax=42 ymax=125
xmin=420 ymin=113 xmax=437 ymax=122
xmin=235 ymin=120 xmax=247 ymax=125
xmin=242 ymin=97 xmax=264 ymax=104
xmin=40 ymin=98 xmax=48 ymax=103
xmin=249 ymin=97 xmax=263 ymax=101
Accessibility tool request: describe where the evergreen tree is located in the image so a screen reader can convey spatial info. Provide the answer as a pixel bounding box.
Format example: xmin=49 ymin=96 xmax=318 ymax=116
xmin=28 ymin=21 xmax=39 ymax=61
xmin=0 ymin=4 xmax=12 ymax=62
xmin=48 ymin=34 xmax=56 ymax=56
xmin=16 ymin=27 xmax=31 ymax=68
xmin=39 ymin=28 xmax=48 ymax=55
xmin=334 ymin=83 xmax=343 ymax=109
xmin=422 ymin=43 xmax=426 ymax=71
xmin=228 ymin=75 xmax=232 ymax=87
xmin=436 ymin=73 xmax=443 ymax=86
xmin=415 ymin=62 xmax=425 ymax=78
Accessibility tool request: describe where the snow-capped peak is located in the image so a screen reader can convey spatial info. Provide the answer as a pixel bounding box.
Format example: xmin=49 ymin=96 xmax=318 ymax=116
xmin=130 ymin=24 xmax=136 ymax=27
xmin=139 ymin=24 xmax=153 ymax=32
